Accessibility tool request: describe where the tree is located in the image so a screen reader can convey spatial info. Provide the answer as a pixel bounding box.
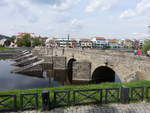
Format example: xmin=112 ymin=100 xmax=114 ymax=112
xmin=142 ymin=40 xmax=150 ymax=54
xmin=9 ymin=36 xmax=16 ymax=43
xmin=141 ymin=25 xmax=150 ymax=54
xmin=31 ymin=38 xmax=43 ymax=47
xmin=16 ymin=34 xmax=31 ymax=47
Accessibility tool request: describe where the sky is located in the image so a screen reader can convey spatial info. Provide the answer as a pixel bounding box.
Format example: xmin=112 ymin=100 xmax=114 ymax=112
xmin=0 ymin=0 xmax=150 ymax=39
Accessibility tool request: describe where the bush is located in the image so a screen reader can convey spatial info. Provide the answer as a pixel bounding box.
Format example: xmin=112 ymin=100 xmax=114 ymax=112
xmin=142 ymin=40 xmax=150 ymax=54
xmin=16 ymin=34 xmax=31 ymax=47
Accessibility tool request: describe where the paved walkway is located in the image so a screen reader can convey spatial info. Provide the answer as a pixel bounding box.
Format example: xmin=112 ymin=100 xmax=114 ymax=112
xmin=10 ymin=102 xmax=150 ymax=113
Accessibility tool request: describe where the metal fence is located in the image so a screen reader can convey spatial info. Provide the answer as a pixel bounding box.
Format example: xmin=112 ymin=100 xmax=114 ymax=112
xmin=73 ymin=89 xmax=102 ymax=105
xmin=0 ymin=86 xmax=149 ymax=112
xmin=0 ymin=94 xmax=17 ymax=112
xmin=20 ymin=93 xmax=38 ymax=110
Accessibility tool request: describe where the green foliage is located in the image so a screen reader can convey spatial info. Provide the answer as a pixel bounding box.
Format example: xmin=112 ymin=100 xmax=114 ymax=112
xmin=142 ymin=40 xmax=150 ymax=54
xmin=0 ymin=45 xmax=4 ymax=47
xmin=16 ymin=34 xmax=31 ymax=47
xmin=16 ymin=34 xmax=44 ymax=47
xmin=31 ymin=38 xmax=43 ymax=47
xmin=9 ymin=36 xmax=16 ymax=43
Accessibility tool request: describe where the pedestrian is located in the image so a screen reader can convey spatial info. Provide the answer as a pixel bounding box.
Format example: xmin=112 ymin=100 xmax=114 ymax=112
xmin=137 ymin=48 xmax=142 ymax=56
xmin=134 ymin=49 xmax=137 ymax=56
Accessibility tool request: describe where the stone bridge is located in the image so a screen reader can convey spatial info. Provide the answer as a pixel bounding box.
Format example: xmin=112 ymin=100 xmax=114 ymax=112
xmin=32 ymin=47 xmax=150 ymax=83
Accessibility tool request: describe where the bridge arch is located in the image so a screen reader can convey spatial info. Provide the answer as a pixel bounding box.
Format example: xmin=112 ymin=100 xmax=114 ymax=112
xmin=67 ymin=58 xmax=76 ymax=83
xmin=92 ymin=66 xmax=115 ymax=83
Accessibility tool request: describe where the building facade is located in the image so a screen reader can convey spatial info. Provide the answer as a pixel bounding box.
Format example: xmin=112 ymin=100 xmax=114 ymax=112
xmin=91 ymin=37 xmax=107 ymax=48
xmin=79 ymin=38 xmax=92 ymax=48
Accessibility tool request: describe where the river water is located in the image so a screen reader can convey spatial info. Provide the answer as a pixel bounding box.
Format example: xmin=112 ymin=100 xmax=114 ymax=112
xmin=0 ymin=59 xmax=61 ymax=91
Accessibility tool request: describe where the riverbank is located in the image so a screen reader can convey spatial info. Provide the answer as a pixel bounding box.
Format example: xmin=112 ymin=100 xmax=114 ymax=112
xmin=0 ymin=47 xmax=11 ymax=50
xmin=0 ymin=48 xmax=21 ymax=59
xmin=1 ymin=80 xmax=150 ymax=94
xmin=0 ymin=80 xmax=150 ymax=110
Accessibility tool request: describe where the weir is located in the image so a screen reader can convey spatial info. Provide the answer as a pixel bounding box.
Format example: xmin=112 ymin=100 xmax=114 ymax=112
xmin=12 ymin=56 xmax=38 ymax=66
xmin=13 ymin=53 xmax=33 ymax=62
xmin=13 ymin=51 xmax=30 ymax=58
xmin=11 ymin=59 xmax=44 ymax=73
xmin=0 ymin=49 xmax=22 ymax=58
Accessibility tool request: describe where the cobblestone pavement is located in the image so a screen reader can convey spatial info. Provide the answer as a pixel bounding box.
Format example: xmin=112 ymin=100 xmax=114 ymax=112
xmin=9 ymin=102 xmax=150 ymax=113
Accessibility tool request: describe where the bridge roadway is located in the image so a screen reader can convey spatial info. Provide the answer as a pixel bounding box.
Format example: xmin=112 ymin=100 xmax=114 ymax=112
xmin=33 ymin=47 xmax=150 ymax=82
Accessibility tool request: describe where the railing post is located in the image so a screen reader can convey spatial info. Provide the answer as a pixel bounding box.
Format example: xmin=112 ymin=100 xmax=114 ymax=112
xmin=120 ymin=85 xmax=129 ymax=104
xmin=14 ymin=95 xmax=17 ymax=112
xmin=42 ymin=91 xmax=50 ymax=110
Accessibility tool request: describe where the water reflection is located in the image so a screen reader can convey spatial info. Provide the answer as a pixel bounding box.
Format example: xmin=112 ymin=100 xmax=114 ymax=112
xmin=0 ymin=60 xmax=61 ymax=91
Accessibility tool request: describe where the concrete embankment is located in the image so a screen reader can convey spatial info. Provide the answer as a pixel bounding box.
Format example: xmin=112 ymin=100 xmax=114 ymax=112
xmin=0 ymin=49 xmax=22 ymax=58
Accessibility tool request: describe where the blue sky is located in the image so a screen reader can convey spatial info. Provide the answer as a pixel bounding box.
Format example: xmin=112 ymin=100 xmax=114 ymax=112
xmin=0 ymin=0 xmax=150 ymax=39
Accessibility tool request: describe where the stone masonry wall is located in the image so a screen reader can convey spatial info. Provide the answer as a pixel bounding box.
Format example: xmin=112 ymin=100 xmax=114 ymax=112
xmin=33 ymin=47 xmax=150 ymax=82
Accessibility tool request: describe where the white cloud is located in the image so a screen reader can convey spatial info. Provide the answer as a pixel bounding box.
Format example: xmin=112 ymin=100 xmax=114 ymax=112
xmin=120 ymin=0 xmax=150 ymax=18
xmin=50 ymin=0 xmax=80 ymax=11
xmin=85 ymin=0 xmax=119 ymax=13
xmin=69 ymin=18 xmax=83 ymax=33
xmin=132 ymin=32 xmax=150 ymax=37
xmin=71 ymin=19 xmax=81 ymax=25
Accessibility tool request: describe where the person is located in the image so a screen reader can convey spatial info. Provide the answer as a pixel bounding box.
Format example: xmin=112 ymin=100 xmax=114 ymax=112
xmin=137 ymin=48 xmax=142 ymax=56
xmin=134 ymin=49 xmax=137 ymax=56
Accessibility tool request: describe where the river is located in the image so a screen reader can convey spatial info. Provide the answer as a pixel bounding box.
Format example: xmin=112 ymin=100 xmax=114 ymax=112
xmin=0 ymin=59 xmax=61 ymax=91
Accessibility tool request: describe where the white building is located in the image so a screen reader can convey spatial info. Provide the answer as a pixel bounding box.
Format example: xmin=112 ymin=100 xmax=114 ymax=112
xmin=91 ymin=37 xmax=107 ymax=48
xmin=0 ymin=38 xmax=6 ymax=46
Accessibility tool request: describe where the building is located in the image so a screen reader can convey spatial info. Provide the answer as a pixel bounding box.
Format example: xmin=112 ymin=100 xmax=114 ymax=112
xmin=16 ymin=32 xmax=35 ymax=39
xmin=106 ymin=39 xmax=119 ymax=48
xmin=79 ymin=38 xmax=92 ymax=48
xmin=139 ymin=39 xmax=145 ymax=47
xmin=67 ymin=38 xmax=77 ymax=48
xmin=0 ymin=38 xmax=6 ymax=46
xmin=91 ymin=37 xmax=107 ymax=48
xmin=118 ymin=39 xmax=134 ymax=48
xmin=46 ymin=37 xmax=61 ymax=47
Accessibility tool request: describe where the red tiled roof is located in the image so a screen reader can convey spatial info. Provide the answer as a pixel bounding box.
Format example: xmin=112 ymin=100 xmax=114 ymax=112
xmin=69 ymin=38 xmax=76 ymax=41
xmin=124 ymin=38 xmax=131 ymax=40
xmin=96 ymin=37 xmax=105 ymax=40
xmin=52 ymin=37 xmax=60 ymax=40
xmin=16 ymin=32 xmax=34 ymax=38
xmin=39 ymin=37 xmax=48 ymax=41
xmin=107 ymin=39 xmax=118 ymax=43
xmin=80 ymin=38 xmax=91 ymax=41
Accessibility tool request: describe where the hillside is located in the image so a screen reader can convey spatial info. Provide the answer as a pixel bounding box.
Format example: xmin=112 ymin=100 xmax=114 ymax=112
xmin=0 ymin=34 xmax=10 ymax=39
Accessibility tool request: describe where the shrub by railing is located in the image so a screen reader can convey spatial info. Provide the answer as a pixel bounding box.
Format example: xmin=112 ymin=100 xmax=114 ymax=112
xmin=0 ymin=86 xmax=149 ymax=112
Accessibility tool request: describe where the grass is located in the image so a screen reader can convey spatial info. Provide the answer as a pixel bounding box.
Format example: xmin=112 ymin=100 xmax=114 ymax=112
xmin=0 ymin=47 xmax=10 ymax=50
xmin=1 ymin=80 xmax=150 ymax=94
xmin=0 ymin=80 xmax=150 ymax=109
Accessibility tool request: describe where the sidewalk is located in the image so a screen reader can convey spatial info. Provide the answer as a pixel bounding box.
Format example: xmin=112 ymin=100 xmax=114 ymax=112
xmin=9 ymin=102 xmax=150 ymax=113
